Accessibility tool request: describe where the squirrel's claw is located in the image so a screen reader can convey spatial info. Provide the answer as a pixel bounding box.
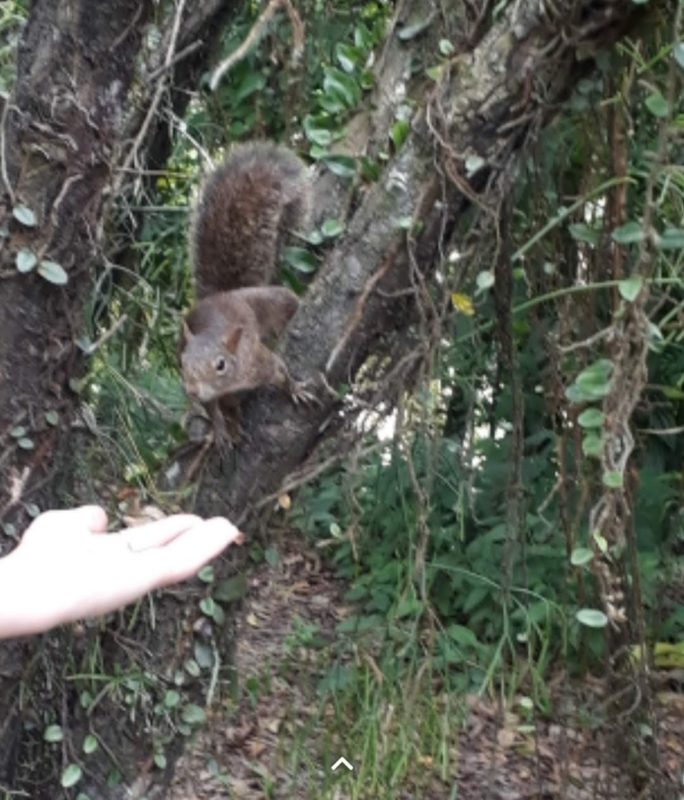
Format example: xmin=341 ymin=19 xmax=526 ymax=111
xmin=290 ymin=380 xmax=321 ymax=407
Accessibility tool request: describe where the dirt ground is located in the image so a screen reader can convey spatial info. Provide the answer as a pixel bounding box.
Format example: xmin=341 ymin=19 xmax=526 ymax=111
xmin=169 ymin=536 xmax=684 ymax=800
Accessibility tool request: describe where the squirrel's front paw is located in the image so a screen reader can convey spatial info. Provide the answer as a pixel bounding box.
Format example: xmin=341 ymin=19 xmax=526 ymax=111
xmin=290 ymin=379 xmax=321 ymax=407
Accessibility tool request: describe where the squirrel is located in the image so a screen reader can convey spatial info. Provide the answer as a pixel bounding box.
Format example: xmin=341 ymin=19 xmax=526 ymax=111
xmin=179 ymin=141 xmax=316 ymax=446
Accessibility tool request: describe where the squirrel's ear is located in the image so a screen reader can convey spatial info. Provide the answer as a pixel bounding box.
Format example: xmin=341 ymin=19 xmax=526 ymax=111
xmin=182 ymin=320 xmax=193 ymax=341
xmin=224 ymin=325 xmax=243 ymax=353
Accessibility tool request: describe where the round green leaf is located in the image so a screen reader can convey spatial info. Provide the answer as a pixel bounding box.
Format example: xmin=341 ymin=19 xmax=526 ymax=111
xmin=18 ymin=437 xmax=35 ymax=450
xmin=38 ymin=260 xmax=68 ymax=285
xmin=154 ymin=752 xmax=167 ymax=770
xmin=83 ymin=735 xmax=98 ymax=754
xmin=476 ymin=270 xmax=495 ymax=291
xmin=164 ymin=690 xmax=181 ymax=709
xmin=645 ymin=91 xmax=668 ymax=118
xmin=199 ymin=597 xmax=216 ymax=617
xmin=577 ymin=408 xmax=604 ymax=428
xmin=570 ymin=547 xmax=593 ymax=567
xmin=13 ymin=205 xmax=37 ymax=227
xmin=611 ymin=222 xmax=644 ymax=245
xmin=582 ymin=433 xmax=602 ymax=458
xmin=568 ymin=223 xmax=599 ymax=246
xmin=439 ymin=38 xmax=455 ymax=56
xmin=45 ymin=410 xmax=59 ymax=426
xmin=61 ymin=764 xmax=83 ymax=788
xmin=602 ymin=470 xmax=624 ymax=489
xmin=465 ymin=154 xmax=485 ymax=176
xmin=198 ymin=565 xmax=214 ymax=583
xmin=576 ymin=608 xmax=608 ymax=628
xmin=194 ymin=640 xmax=215 ymax=668
xmin=181 ymin=703 xmax=206 ymax=726
xmin=655 ymin=228 xmax=684 ymax=250
xmin=44 ymin=724 xmax=64 ymax=743
xmin=184 ymin=658 xmax=200 ymax=677
xmin=16 ymin=249 xmax=37 ymax=273
xmin=321 ymin=218 xmax=344 ymax=238
xmin=575 ymin=359 xmax=613 ymax=399
xmin=618 ymin=276 xmax=643 ymax=302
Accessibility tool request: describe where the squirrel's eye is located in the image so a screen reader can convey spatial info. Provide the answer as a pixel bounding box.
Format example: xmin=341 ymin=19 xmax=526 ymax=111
xmin=214 ymin=357 xmax=227 ymax=374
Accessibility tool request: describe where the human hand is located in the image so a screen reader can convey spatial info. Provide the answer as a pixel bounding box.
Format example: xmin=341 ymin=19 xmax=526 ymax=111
xmin=0 ymin=506 xmax=242 ymax=638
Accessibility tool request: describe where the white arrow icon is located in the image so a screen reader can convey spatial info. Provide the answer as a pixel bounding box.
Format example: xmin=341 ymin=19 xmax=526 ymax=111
xmin=331 ymin=756 xmax=354 ymax=772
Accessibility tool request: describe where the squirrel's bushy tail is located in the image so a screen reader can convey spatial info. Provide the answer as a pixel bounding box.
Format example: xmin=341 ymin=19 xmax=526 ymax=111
xmin=190 ymin=141 xmax=310 ymax=298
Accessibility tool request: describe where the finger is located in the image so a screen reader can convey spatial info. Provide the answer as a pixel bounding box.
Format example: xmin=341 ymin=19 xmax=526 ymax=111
xmin=122 ymin=514 xmax=204 ymax=552
xmin=139 ymin=518 xmax=242 ymax=586
xmin=35 ymin=505 xmax=108 ymax=533
xmin=80 ymin=505 xmax=109 ymax=533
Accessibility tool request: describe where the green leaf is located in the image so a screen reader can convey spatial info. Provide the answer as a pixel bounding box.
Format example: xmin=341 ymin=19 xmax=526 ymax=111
xmin=568 ymin=223 xmax=599 ymax=246
xmin=181 ymin=704 xmax=206 ymax=726
xmin=214 ymin=574 xmax=248 ymax=603
xmin=582 ymin=432 xmax=602 ymax=458
xmin=197 ymin=565 xmax=214 ymax=583
xmin=323 ymin=154 xmax=357 ymax=178
xmin=575 ymin=359 xmax=613 ymax=399
xmin=164 ymin=690 xmax=181 ymax=708
xmin=611 ymin=221 xmax=644 ymax=245
xmin=396 ymin=597 xmax=423 ymax=618
xmin=16 ymin=249 xmax=37 ymax=273
xmin=233 ymin=72 xmax=266 ymax=104
xmin=576 ymin=608 xmax=608 ymax=628
xmin=13 ymin=204 xmax=37 ymax=227
xmin=38 ymin=260 xmax=68 ymax=285
xmin=389 ymin=120 xmax=409 ymax=150
xmin=83 ymin=735 xmax=98 ymax=754
xmin=154 ymin=753 xmax=167 ymax=770
xmin=184 ymin=658 xmax=200 ymax=677
xmin=303 ymin=115 xmax=333 ymax=147
xmin=592 ymin=529 xmax=608 ymax=554
xmin=465 ymin=154 xmax=485 ymax=176
xmin=655 ymin=228 xmax=684 ymax=250
xmin=645 ymin=91 xmax=668 ymax=118
xmin=674 ymin=42 xmax=684 ymax=70
xmin=602 ymin=470 xmax=624 ymax=489
xmin=194 ymin=641 xmax=214 ymax=668
xmin=323 ymin=67 xmax=360 ymax=108
xmin=439 ymin=38 xmax=455 ymax=56
xmin=10 ymin=426 xmax=26 ymax=438
xmin=476 ymin=270 xmax=495 ymax=291
xmin=44 ymin=724 xmax=64 ymax=743
xmin=18 ymin=437 xmax=35 ymax=450
xmin=570 ymin=547 xmax=593 ymax=567
xmin=61 ymin=764 xmax=83 ymax=788
xmin=265 ymin=546 xmax=280 ymax=567
xmin=577 ymin=408 xmax=605 ymax=429
xmin=282 ymin=246 xmax=317 ymax=274
xmin=321 ymin=218 xmax=344 ymax=238
xmin=45 ymin=410 xmax=59 ymax=426
xmin=618 ymin=276 xmax=643 ymax=302
xmin=397 ymin=15 xmax=434 ymax=41
xmin=335 ymin=43 xmax=360 ymax=73
xmin=199 ymin=597 xmax=216 ymax=617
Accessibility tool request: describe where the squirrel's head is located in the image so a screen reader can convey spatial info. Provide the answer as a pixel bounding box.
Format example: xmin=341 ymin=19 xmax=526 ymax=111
xmin=181 ymin=321 xmax=244 ymax=402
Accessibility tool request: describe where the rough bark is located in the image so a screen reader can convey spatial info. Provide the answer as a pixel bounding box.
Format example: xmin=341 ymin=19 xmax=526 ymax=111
xmin=0 ymin=2 xmax=238 ymax=795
